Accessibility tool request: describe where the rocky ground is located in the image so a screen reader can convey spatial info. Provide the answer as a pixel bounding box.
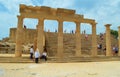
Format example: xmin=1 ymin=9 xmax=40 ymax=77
xmin=0 ymin=61 xmax=120 ymax=77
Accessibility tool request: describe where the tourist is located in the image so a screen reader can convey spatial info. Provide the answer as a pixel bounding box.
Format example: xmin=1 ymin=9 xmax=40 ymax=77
xmin=40 ymin=51 xmax=47 ymax=61
xmin=34 ymin=48 xmax=40 ymax=63
xmin=24 ymin=25 xmax=27 ymax=29
xmin=85 ymin=34 xmax=88 ymax=40
xmin=30 ymin=46 xmax=34 ymax=59
xmin=99 ymin=33 xmax=103 ymax=40
xmin=97 ymin=44 xmax=102 ymax=49
xmin=115 ymin=46 xmax=118 ymax=56
xmin=112 ymin=46 xmax=116 ymax=56
xmin=72 ymin=30 xmax=74 ymax=34
xmin=103 ymin=46 xmax=106 ymax=55
xmin=99 ymin=44 xmax=102 ymax=50
xmin=83 ymin=30 xmax=86 ymax=34
xmin=55 ymin=29 xmax=57 ymax=33
xmin=40 ymin=47 xmax=47 ymax=61
xmin=48 ymin=29 xmax=50 ymax=32
xmin=64 ymin=29 xmax=66 ymax=33
xmin=97 ymin=44 xmax=100 ymax=49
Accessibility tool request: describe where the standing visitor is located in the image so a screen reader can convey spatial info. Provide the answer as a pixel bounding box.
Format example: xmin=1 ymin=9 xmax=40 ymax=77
xmin=34 ymin=48 xmax=40 ymax=63
xmin=115 ymin=46 xmax=118 ymax=56
xmin=112 ymin=46 xmax=116 ymax=56
xmin=85 ymin=34 xmax=88 ymax=40
xmin=30 ymin=46 xmax=34 ymax=59
xmin=83 ymin=30 xmax=86 ymax=34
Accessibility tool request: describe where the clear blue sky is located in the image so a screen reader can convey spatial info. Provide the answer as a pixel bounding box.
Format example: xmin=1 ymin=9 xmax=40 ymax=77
xmin=0 ymin=0 xmax=120 ymax=40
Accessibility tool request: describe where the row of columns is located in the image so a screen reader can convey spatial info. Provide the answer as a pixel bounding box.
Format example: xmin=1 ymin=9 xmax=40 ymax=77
xmin=105 ymin=24 xmax=120 ymax=56
xmin=56 ymin=20 xmax=98 ymax=59
xmin=15 ymin=16 xmax=97 ymax=57
xmin=16 ymin=15 xmax=120 ymax=58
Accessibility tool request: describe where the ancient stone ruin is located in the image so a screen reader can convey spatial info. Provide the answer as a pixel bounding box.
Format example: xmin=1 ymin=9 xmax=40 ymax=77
xmin=1 ymin=4 xmax=120 ymax=60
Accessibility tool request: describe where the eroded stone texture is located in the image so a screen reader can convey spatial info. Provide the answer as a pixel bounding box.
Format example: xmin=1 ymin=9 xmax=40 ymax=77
xmin=15 ymin=4 xmax=97 ymax=58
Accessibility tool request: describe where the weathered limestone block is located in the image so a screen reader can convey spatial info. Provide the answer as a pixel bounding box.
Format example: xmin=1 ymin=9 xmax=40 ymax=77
xmin=40 ymin=6 xmax=51 ymax=14
xmin=56 ymin=8 xmax=75 ymax=17
xmin=57 ymin=8 xmax=75 ymax=15
xmin=24 ymin=9 xmax=32 ymax=13
xmin=74 ymin=14 xmax=84 ymax=19
xmin=20 ymin=4 xmax=26 ymax=12
xmin=9 ymin=28 xmax=16 ymax=42
xmin=50 ymin=8 xmax=57 ymax=16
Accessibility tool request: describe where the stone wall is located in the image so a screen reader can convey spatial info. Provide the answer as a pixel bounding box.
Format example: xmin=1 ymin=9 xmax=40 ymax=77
xmin=9 ymin=28 xmax=16 ymax=42
xmin=23 ymin=28 xmax=37 ymax=44
xmin=45 ymin=33 xmax=95 ymax=57
xmin=9 ymin=28 xmax=37 ymax=43
xmin=9 ymin=28 xmax=118 ymax=56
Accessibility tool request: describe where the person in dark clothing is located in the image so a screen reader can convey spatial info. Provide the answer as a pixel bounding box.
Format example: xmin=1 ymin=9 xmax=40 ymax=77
xmin=40 ymin=51 xmax=47 ymax=61
xmin=40 ymin=48 xmax=47 ymax=61
xmin=30 ymin=46 xmax=34 ymax=59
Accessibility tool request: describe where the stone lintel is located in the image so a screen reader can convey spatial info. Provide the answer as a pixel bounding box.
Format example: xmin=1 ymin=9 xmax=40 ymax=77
xmin=24 ymin=9 xmax=32 ymax=13
xmin=34 ymin=6 xmax=41 ymax=10
xmin=51 ymin=8 xmax=57 ymax=15
xmin=21 ymin=5 xmax=52 ymax=14
xmin=41 ymin=6 xmax=51 ymax=9
xmin=82 ymin=19 xmax=95 ymax=24
xmin=57 ymin=8 xmax=75 ymax=15
xmin=74 ymin=14 xmax=84 ymax=19
xmin=90 ymin=22 xmax=97 ymax=26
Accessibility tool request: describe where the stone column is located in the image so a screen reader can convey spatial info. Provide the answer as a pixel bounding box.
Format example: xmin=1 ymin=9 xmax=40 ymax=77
xmin=33 ymin=37 xmax=37 ymax=51
xmin=105 ymin=24 xmax=112 ymax=56
xmin=37 ymin=19 xmax=44 ymax=54
xmin=91 ymin=23 xmax=97 ymax=57
xmin=15 ymin=16 xmax=24 ymax=57
xmin=118 ymin=26 xmax=120 ymax=56
xmin=57 ymin=20 xmax=64 ymax=60
xmin=75 ymin=22 xmax=81 ymax=57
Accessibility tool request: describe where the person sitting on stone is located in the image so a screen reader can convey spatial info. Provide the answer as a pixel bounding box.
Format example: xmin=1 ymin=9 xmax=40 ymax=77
xmin=40 ymin=49 xmax=47 ymax=61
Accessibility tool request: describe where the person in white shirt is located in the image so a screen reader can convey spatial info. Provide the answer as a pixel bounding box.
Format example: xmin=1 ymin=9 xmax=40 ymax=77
xmin=40 ymin=48 xmax=47 ymax=61
xmin=34 ymin=48 xmax=40 ymax=63
xmin=30 ymin=46 xmax=34 ymax=59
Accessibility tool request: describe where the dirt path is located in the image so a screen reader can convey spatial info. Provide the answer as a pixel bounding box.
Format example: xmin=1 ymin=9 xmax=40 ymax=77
xmin=0 ymin=61 xmax=120 ymax=77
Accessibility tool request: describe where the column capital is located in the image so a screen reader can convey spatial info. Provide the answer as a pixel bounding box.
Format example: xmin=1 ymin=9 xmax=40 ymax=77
xmin=105 ymin=24 xmax=111 ymax=27
xmin=38 ymin=18 xmax=44 ymax=20
xmin=90 ymin=22 xmax=97 ymax=26
xmin=57 ymin=19 xmax=63 ymax=22
xmin=17 ymin=15 xmax=24 ymax=19
xmin=74 ymin=21 xmax=81 ymax=24
xmin=38 ymin=18 xmax=44 ymax=25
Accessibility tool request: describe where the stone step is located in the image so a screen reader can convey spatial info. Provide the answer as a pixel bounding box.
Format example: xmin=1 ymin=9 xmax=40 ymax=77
xmin=0 ymin=56 xmax=120 ymax=63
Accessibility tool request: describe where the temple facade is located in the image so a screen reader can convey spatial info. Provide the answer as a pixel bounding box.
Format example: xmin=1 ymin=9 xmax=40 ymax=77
xmin=14 ymin=4 xmax=120 ymax=60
